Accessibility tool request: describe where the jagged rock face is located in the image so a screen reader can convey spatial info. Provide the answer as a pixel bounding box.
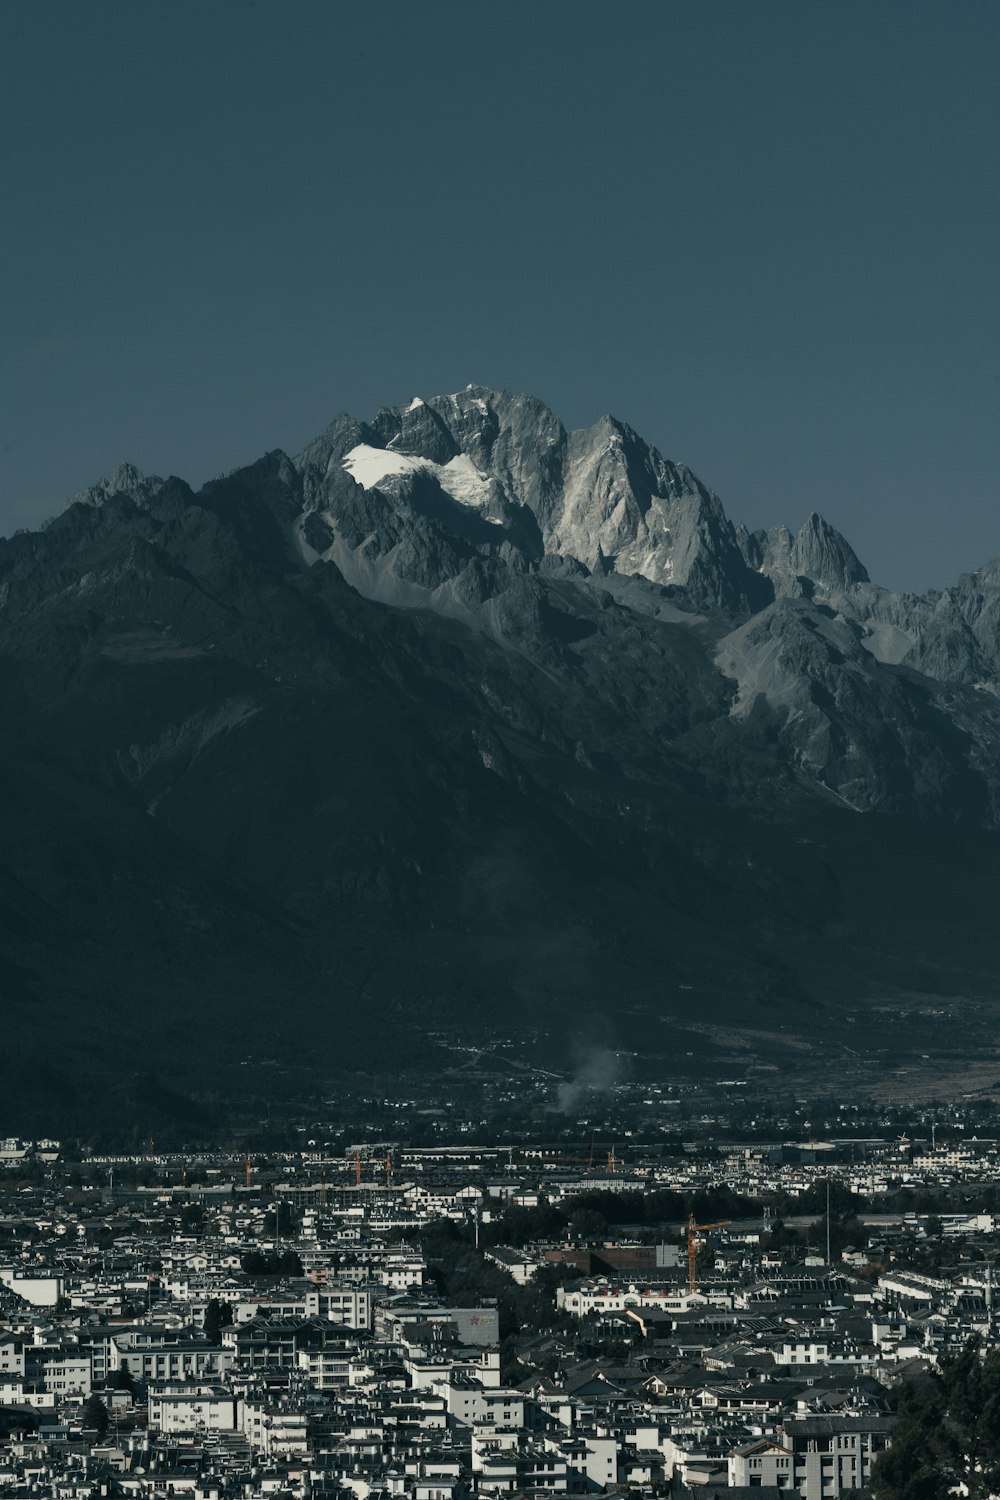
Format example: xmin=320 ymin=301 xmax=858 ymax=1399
xmin=67 ymin=461 xmax=166 ymax=514
xmin=297 ymin=387 xmax=769 ymax=616
xmin=287 ymin=388 xmax=1000 ymax=827
xmin=715 ymin=598 xmax=990 ymax=818
xmin=553 ymin=415 xmax=759 ymax=611
xmin=7 ymin=386 xmax=1000 ymax=1091
xmin=742 ymin=514 xmax=868 ymax=595
xmin=30 ymin=390 xmax=1000 ymax=833
xmin=793 ymin=512 xmax=869 ymax=590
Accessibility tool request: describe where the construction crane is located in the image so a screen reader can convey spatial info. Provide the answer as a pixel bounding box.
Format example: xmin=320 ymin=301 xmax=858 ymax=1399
xmin=244 ymin=1154 xmax=252 ymax=1190
xmin=686 ymin=1212 xmax=731 ymax=1295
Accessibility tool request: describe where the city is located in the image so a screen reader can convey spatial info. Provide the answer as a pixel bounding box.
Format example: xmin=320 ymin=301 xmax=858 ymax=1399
xmin=3 ymin=1083 xmax=1000 ymax=1498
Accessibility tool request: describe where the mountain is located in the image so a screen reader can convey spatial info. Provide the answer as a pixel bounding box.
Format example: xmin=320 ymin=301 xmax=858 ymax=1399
xmin=4 ymin=385 xmax=1000 ymax=1120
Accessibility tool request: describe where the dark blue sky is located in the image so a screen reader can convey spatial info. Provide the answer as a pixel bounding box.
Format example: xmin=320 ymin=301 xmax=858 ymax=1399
xmin=1 ymin=1 xmax=997 ymax=591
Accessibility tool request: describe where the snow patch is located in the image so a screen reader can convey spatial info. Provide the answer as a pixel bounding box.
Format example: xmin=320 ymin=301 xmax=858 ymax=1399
xmin=340 ymin=444 xmax=500 ymax=521
xmin=407 ymin=396 xmax=425 ymax=412
xmin=341 ymin=444 xmax=430 ymax=490
xmin=439 ymin=453 xmax=494 ymax=510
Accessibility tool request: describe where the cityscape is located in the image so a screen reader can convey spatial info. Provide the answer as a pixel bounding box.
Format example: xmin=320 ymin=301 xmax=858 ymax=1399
xmin=2 ymin=1082 xmax=1000 ymax=1496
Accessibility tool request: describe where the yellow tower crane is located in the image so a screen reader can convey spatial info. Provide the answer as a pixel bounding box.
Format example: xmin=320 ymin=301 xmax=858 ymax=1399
xmin=686 ymin=1212 xmax=731 ymax=1295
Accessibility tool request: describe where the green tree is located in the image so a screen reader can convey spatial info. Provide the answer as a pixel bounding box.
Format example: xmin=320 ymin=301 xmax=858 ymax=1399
xmin=82 ymin=1393 xmax=109 ymax=1438
xmin=767 ymin=1218 xmax=804 ymax=1250
xmin=204 ymin=1298 xmax=233 ymax=1344
xmin=808 ymin=1212 xmax=867 ymax=1260
xmin=872 ymin=1339 xmax=1000 ymax=1500
xmin=568 ymin=1207 xmax=607 ymax=1240
xmin=264 ymin=1201 xmax=299 ymax=1237
xmin=240 ymin=1248 xmax=303 ymax=1277
xmin=179 ymin=1203 xmax=205 ymax=1234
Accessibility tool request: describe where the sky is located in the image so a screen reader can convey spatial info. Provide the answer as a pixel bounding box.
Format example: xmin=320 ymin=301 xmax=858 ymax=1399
xmin=1 ymin=0 xmax=997 ymax=593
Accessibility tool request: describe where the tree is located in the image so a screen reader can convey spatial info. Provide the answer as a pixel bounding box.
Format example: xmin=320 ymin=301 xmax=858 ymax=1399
xmin=568 ymin=1207 xmax=607 ymax=1241
xmin=179 ymin=1202 xmax=205 ymax=1233
xmin=82 ymin=1393 xmax=109 ymax=1438
xmin=767 ymin=1218 xmax=804 ymax=1251
xmin=871 ymin=1378 xmax=948 ymax=1500
xmin=204 ymin=1298 xmax=233 ymax=1345
xmin=808 ymin=1212 xmax=867 ymax=1260
xmin=240 ymin=1248 xmax=303 ymax=1277
xmin=872 ymin=1339 xmax=1000 ymax=1500
xmin=263 ymin=1201 xmax=299 ymax=1238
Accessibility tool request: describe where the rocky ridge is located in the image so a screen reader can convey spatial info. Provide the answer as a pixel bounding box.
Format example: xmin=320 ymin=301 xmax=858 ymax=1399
xmin=287 ymin=385 xmax=1000 ymax=821
xmin=3 ymin=386 xmax=1000 ymax=1096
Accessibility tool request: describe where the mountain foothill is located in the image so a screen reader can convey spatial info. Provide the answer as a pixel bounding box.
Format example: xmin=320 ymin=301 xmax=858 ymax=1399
xmin=3 ymin=386 xmax=1000 ymax=1118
